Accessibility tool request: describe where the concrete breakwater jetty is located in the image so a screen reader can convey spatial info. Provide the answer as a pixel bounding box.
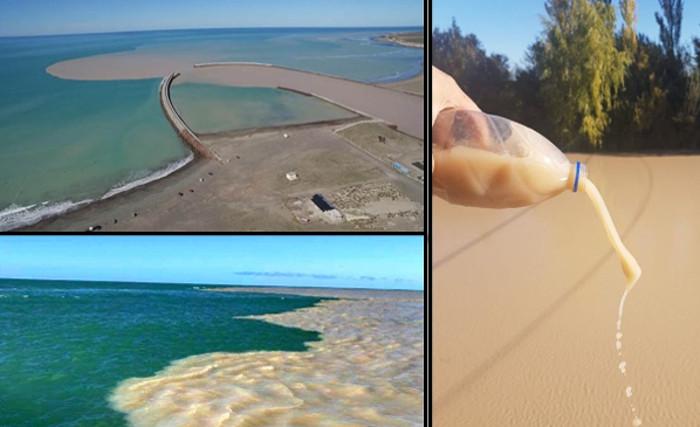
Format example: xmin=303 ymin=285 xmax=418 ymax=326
xmin=159 ymin=72 xmax=215 ymax=160
xmin=188 ymin=62 xmax=424 ymax=139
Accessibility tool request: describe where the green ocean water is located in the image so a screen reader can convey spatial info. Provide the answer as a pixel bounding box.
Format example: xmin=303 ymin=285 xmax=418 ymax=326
xmin=0 ymin=278 xmax=323 ymax=426
xmin=0 ymin=27 xmax=422 ymax=230
xmin=171 ymin=84 xmax=356 ymax=134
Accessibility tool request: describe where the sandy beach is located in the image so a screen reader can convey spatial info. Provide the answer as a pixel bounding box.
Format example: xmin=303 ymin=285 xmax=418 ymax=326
xmin=377 ymin=32 xmax=425 ymax=49
xmin=29 ymin=46 xmax=426 ymax=231
xmin=26 ymin=122 xmax=423 ymax=231
xmin=433 ymin=154 xmax=700 ymax=425
xmin=110 ymin=287 xmax=424 ymax=426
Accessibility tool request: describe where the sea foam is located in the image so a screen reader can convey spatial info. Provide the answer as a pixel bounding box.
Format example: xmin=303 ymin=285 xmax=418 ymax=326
xmin=110 ymin=294 xmax=424 ymax=426
xmin=0 ymin=152 xmax=193 ymax=231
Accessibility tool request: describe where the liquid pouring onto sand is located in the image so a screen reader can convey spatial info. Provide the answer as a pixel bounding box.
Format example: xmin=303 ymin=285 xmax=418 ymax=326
xmin=434 ymin=109 xmax=644 ymax=425
xmin=582 ymin=177 xmax=642 ymax=427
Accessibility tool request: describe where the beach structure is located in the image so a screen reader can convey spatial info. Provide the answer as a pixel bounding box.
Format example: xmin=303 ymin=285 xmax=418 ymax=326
xmin=159 ymin=73 xmax=216 ymax=160
xmin=310 ymin=194 xmax=342 ymax=223
xmin=311 ymin=194 xmax=334 ymax=212
xmin=392 ymin=162 xmax=411 ymax=175
xmin=189 ymin=63 xmax=424 ymax=139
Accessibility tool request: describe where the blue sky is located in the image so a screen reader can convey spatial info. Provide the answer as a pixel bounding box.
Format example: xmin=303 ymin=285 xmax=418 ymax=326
xmin=0 ymin=0 xmax=423 ymax=37
xmin=0 ymin=236 xmax=424 ymax=290
xmin=433 ymin=0 xmax=700 ymax=67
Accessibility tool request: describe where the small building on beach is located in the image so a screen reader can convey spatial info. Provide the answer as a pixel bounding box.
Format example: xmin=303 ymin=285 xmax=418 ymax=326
xmin=311 ymin=193 xmax=335 ymax=212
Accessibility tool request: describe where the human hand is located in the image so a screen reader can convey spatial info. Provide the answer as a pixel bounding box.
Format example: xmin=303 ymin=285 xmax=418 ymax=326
xmin=431 ymin=66 xmax=480 ymax=126
xmin=432 ymin=66 xmax=482 ymax=172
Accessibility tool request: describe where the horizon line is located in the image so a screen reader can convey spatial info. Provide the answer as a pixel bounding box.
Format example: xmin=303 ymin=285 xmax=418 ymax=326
xmin=0 ymin=25 xmax=425 ymax=40
xmin=0 ymin=275 xmax=423 ymax=292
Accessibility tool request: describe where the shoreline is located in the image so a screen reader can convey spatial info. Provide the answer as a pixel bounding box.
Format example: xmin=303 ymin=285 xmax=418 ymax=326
xmin=7 ymin=26 xmax=423 ymax=41
xmin=22 ymin=120 xmax=423 ymax=231
xmin=2 ymin=152 xmax=195 ymax=232
xmin=17 ymin=68 xmax=423 ymax=231
xmin=204 ymin=285 xmax=423 ymax=300
xmin=15 ymin=35 xmax=425 ymax=231
xmin=110 ymin=286 xmax=424 ymax=425
xmin=18 ymin=154 xmax=208 ymax=232
xmin=375 ymin=32 xmax=424 ymax=49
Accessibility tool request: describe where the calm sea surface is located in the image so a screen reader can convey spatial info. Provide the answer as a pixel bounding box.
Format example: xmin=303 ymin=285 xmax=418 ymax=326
xmin=0 ymin=278 xmax=323 ymax=426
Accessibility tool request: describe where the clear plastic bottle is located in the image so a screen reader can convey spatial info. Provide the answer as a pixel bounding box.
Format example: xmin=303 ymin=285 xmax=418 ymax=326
xmin=432 ymin=108 xmax=586 ymax=208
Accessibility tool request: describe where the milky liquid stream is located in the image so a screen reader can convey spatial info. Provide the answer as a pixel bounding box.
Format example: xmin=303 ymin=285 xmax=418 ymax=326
xmin=582 ymin=178 xmax=642 ymax=426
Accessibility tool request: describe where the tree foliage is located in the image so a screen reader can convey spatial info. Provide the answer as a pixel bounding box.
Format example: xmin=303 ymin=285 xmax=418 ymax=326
xmin=431 ymin=19 xmax=515 ymax=115
xmin=432 ymin=0 xmax=700 ymax=152
xmin=655 ymin=0 xmax=683 ymax=59
xmin=620 ymin=0 xmax=638 ymax=52
xmin=539 ymin=0 xmax=629 ymax=148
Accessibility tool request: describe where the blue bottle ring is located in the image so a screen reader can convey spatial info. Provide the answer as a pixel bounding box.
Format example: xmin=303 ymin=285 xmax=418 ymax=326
xmin=573 ymin=161 xmax=581 ymax=193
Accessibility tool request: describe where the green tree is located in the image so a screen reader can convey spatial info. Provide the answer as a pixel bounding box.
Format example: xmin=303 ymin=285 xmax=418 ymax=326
xmin=431 ymin=19 xmax=470 ymax=83
xmin=620 ymin=0 xmax=638 ymax=52
xmin=430 ymin=8 xmax=700 ymax=152
xmin=432 ymin=20 xmax=516 ymax=116
xmin=609 ymin=35 xmax=669 ymax=149
xmin=539 ymin=0 xmax=629 ymax=149
xmin=655 ymin=0 xmax=683 ymax=59
xmin=654 ymin=0 xmax=687 ymax=117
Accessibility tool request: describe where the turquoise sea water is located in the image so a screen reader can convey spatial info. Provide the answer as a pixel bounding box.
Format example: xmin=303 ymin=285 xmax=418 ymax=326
xmin=0 ymin=278 xmax=323 ymax=426
xmin=0 ymin=27 xmax=422 ymax=229
xmin=171 ymin=84 xmax=356 ymax=134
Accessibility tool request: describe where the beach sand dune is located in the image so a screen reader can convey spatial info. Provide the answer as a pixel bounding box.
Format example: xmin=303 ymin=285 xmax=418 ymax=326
xmin=433 ymin=155 xmax=700 ymax=426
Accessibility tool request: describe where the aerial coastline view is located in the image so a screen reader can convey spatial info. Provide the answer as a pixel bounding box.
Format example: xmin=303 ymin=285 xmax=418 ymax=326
xmin=0 ymin=235 xmax=424 ymax=425
xmin=0 ymin=1 xmax=425 ymax=231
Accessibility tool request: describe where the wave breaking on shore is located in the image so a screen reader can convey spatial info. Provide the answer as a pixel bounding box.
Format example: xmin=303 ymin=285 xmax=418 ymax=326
xmin=0 ymin=152 xmax=193 ymax=231
xmin=109 ymin=294 xmax=424 ymax=426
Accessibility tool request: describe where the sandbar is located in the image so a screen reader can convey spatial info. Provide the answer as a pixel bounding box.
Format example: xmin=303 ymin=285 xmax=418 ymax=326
xmin=377 ymin=32 xmax=425 ymax=49
xmin=48 ymin=56 xmax=424 ymax=139
xmin=47 ymin=52 xmax=203 ymax=80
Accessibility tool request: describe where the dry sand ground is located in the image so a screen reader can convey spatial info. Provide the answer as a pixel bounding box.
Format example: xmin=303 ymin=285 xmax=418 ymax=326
xmin=110 ymin=287 xmax=424 ymax=426
xmin=27 ymin=123 xmax=423 ymax=231
xmin=433 ymin=154 xmax=700 ymax=426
